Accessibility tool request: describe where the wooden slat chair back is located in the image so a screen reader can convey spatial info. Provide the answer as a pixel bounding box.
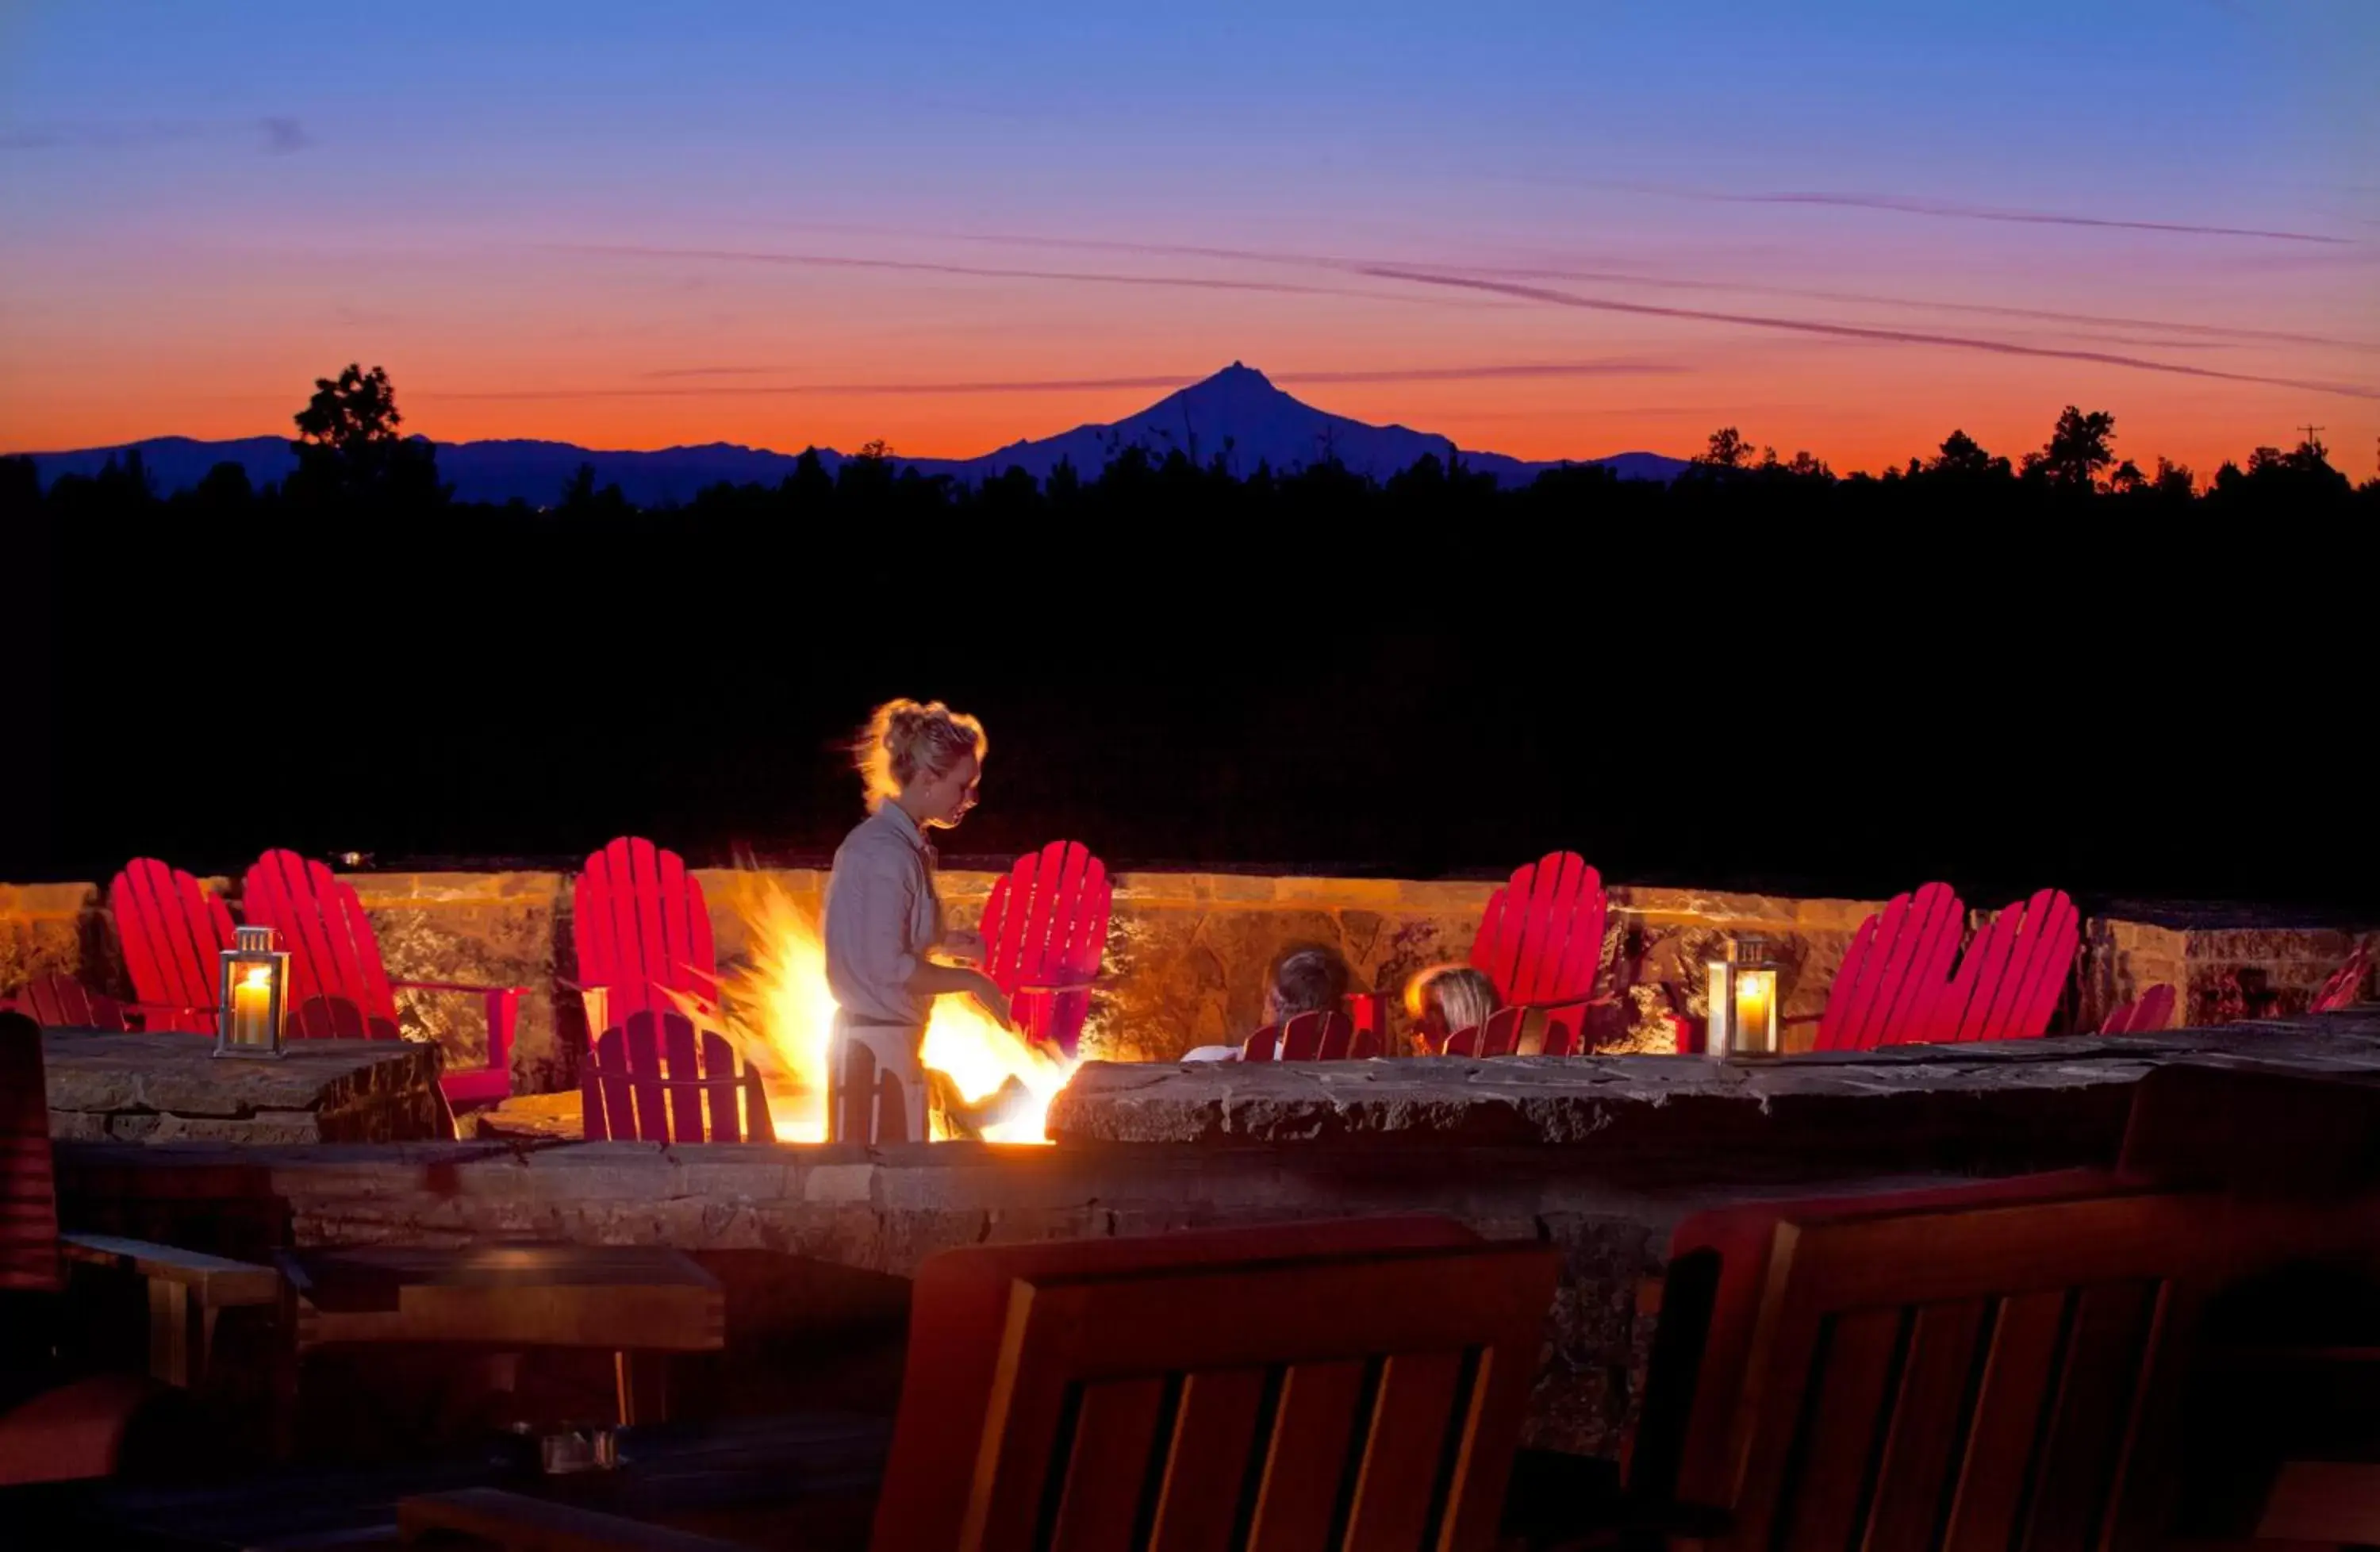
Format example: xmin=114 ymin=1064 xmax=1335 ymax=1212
xmin=580 ymin=1009 xmax=774 ymax=1144
xmin=1627 ymin=1169 xmax=2130 ymax=1505
xmin=1441 ymin=1005 xmax=1582 ymax=1058
xmin=1469 ymin=851 xmax=1610 ymax=1052
xmin=1811 ymin=882 xmax=1966 ymax=1050
xmin=956 ymin=1238 xmax=1557 ymax=1552
xmin=106 ymin=858 xmax=236 ymax=1033
xmin=1 ymin=1011 xmax=63 ymax=1295
xmin=1241 ymin=1008 xmax=1366 ymax=1061
xmin=979 ymin=840 xmax=1111 ymax=1056
xmin=6 ymin=973 xmax=129 ymax=1032
xmin=830 ymin=1037 xmax=919 ymax=1146
xmin=2311 ymin=942 xmax=2374 ymax=1013
xmin=242 ymin=851 xmax=401 ymax=1038
xmin=570 ymin=836 xmax=717 ymax=1043
xmin=1941 ymin=886 xmax=2083 ymax=1043
xmin=1662 ymin=1187 xmax=2378 ymax=1552
xmin=1815 ymin=883 xmax=2080 ymax=1049
xmin=876 ymin=1216 xmax=1482 ymax=1551
xmin=2098 ymin=982 xmax=2177 ymax=1035
xmin=241 ymin=850 xmax=522 ymax=1105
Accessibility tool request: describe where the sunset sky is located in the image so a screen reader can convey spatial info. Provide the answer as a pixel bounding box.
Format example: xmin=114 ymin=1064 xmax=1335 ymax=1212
xmin=3 ymin=1 xmax=2374 ymax=477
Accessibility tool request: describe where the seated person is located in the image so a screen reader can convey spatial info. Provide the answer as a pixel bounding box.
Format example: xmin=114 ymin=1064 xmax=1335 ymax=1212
xmin=1403 ymin=963 xmax=1502 ymax=1054
xmin=1180 ymin=943 xmax=1353 ymax=1062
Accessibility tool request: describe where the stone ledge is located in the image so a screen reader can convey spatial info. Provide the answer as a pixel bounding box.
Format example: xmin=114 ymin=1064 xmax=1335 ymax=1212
xmin=42 ymin=1031 xmax=446 ymax=1144
xmin=1046 ymin=1014 xmax=2380 ymax=1149
xmin=0 ymin=882 xmax=98 ymax=917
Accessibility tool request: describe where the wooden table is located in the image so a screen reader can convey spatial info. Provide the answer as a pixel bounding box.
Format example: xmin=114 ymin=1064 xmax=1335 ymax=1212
xmin=282 ymin=1245 xmax=725 ymax=1426
xmin=48 ymin=1411 xmax=892 ymax=1551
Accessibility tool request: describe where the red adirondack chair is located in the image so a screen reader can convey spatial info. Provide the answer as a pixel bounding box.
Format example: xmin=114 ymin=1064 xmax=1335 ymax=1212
xmin=1811 ymin=882 xmax=2081 ymax=1050
xmin=240 ymin=850 xmax=524 ymax=1107
xmin=2312 ymin=942 xmax=2374 ymax=1012
xmin=5 ymin=973 xmax=128 ymax=1031
xmin=570 ymin=837 xmax=718 ymax=1043
xmin=1242 ymin=1008 xmax=1378 ymax=1061
xmin=580 ymin=1009 xmax=774 ymax=1143
xmin=1441 ymin=1005 xmax=1583 ymax=1058
xmin=2098 ymin=982 xmax=2177 ymax=1035
xmin=1468 ymin=851 xmax=1611 ymax=1051
xmin=106 ymin=858 xmax=237 ymax=1032
xmin=978 ymin=840 xmax=1110 ymax=1056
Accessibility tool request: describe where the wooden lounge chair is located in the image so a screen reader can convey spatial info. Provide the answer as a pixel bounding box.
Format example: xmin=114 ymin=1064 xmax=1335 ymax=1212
xmin=2098 ymin=980 xmax=2177 ymax=1035
xmin=580 ymin=1008 xmax=774 ymax=1143
xmin=570 ymin=836 xmax=718 ymax=1048
xmin=395 ymin=1215 xmax=1548 ymax=1552
xmin=1809 ymin=882 xmax=2080 ymax=1049
xmin=106 ymin=857 xmax=237 ymax=1032
xmin=0 ymin=1010 xmax=280 ymax=1485
xmin=1469 ymin=851 xmax=1612 ymax=1053
xmin=1240 ymin=1006 xmax=1373 ymax=1059
xmin=877 ymin=1215 xmax=1483 ymax=1548
xmin=1653 ymin=1190 xmax=2211 ymax=1549
xmin=956 ymin=1239 xmax=1555 ymax=1549
xmin=1612 ymin=1062 xmax=2380 ymax=1551
xmin=6 ymin=971 xmax=129 ymax=1031
xmin=240 ymin=850 xmax=524 ymax=1107
xmin=977 ymin=839 xmax=1111 ymax=1056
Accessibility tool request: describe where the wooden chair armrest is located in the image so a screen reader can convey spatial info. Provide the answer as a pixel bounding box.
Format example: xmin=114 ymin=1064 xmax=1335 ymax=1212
xmin=1512 ymin=991 xmax=1619 ymax=1013
xmin=1009 ymin=977 xmax=1103 ymax=996
xmin=390 ymin=978 xmax=530 ymax=997
xmin=59 ymin=1232 xmax=280 ymax=1305
xmin=390 ymin=981 xmax=525 ymax=1081
xmin=400 ymin=1488 xmax=747 ymax=1550
xmin=125 ymin=997 xmax=217 ymax=1023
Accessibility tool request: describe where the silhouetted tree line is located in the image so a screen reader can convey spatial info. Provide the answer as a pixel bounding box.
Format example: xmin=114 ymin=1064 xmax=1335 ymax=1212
xmin=6 ymin=363 xmax=2374 ymax=901
xmin=8 ymin=368 xmax=2371 ymax=542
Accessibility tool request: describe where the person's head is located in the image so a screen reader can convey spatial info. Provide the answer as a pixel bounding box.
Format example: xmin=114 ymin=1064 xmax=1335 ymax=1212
xmin=1265 ymin=943 xmax=1349 ymax=1024
xmin=852 ymin=698 xmax=986 ymax=828
xmin=1404 ymin=964 xmax=1500 ymax=1049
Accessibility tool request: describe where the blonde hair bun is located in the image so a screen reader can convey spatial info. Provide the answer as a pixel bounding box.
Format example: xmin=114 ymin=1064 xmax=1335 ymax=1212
xmin=852 ymin=698 xmax=986 ymax=809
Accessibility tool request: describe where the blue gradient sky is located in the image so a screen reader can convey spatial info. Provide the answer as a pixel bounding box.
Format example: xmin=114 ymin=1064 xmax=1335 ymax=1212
xmin=4 ymin=0 xmax=2374 ymax=472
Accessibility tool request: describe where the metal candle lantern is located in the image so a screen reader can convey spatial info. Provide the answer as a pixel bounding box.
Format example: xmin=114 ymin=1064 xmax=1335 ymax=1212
xmin=1706 ymin=934 xmax=1782 ymax=1059
xmin=215 ymin=924 xmax=290 ymax=1058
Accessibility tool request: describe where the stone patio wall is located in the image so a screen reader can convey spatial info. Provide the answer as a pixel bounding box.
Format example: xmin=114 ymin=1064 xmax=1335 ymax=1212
xmin=6 ymin=869 xmax=2370 ymax=1095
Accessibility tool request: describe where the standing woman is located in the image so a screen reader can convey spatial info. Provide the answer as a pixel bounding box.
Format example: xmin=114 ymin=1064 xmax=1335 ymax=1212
xmin=822 ymin=699 xmax=1012 ymax=1143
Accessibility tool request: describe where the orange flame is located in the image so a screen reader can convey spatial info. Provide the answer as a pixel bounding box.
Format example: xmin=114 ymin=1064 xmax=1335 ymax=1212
xmin=698 ymin=874 xmax=1073 ymax=1143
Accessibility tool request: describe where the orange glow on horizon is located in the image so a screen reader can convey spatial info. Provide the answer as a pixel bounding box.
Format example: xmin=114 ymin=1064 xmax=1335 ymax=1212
xmin=2 ymin=238 xmax=2370 ymax=482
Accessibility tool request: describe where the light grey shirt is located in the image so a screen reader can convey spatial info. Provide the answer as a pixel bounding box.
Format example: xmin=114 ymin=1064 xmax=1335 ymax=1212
xmin=823 ymin=803 xmax=941 ymax=1027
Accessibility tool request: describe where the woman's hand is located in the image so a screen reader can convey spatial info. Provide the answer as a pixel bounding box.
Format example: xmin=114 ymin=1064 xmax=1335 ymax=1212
xmin=941 ymin=928 xmax=986 ymax=963
xmin=965 ymin=970 xmax=1014 ymax=1031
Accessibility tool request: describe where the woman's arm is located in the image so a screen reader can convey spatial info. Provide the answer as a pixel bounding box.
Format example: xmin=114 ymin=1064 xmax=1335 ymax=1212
xmin=908 ymin=960 xmax=1012 ymax=1028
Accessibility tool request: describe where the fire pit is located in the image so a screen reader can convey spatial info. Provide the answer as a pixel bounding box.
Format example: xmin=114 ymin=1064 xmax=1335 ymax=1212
xmin=679 ymin=875 xmax=1075 ymax=1144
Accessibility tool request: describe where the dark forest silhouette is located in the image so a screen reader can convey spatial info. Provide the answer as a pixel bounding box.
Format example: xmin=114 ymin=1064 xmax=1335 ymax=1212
xmin=13 ymin=363 xmax=2372 ymax=525
xmin=6 ymin=365 xmax=2374 ymax=909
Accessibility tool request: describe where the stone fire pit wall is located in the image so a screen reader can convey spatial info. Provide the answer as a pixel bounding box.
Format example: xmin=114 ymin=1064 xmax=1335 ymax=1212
xmin=3 ymin=874 xmax=2369 ymax=1093
xmin=44 ymin=1015 xmax=2380 ymax=1460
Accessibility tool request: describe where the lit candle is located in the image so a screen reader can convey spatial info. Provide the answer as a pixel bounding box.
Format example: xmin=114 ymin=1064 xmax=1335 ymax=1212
xmin=232 ymin=966 xmax=274 ymax=1047
xmin=1734 ymin=969 xmax=1776 ymax=1056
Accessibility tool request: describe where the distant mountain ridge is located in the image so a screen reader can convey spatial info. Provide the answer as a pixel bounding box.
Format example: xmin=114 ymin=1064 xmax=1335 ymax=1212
xmin=22 ymin=362 xmax=1687 ymax=505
